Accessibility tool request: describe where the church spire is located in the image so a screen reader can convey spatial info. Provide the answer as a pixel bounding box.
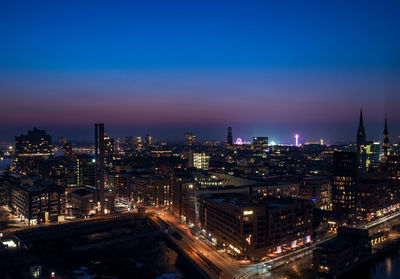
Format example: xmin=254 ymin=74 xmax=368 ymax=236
xmin=384 ymin=115 xmax=388 ymax=135
xmin=382 ymin=114 xmax=390 ymax=159
xmin=357 ymin=108 xmax=366 ymax=146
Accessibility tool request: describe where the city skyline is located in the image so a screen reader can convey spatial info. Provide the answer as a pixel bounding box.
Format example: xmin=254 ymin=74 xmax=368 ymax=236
xmin=1 ymin=0 xmax=400 ymax=142
xmin=0 ymin=112 xmax=396 ymax=145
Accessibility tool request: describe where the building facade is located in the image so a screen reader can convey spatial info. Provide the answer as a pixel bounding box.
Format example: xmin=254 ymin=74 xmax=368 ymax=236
xmin=199 ymin=193 xmax=313 ymax=259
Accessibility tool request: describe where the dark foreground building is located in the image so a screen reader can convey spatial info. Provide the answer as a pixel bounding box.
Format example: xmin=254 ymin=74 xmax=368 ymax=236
xmin=313 ymin=227 xmax=372 ymax=278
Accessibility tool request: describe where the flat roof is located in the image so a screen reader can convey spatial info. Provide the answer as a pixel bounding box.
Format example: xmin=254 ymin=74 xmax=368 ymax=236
xmin=201 ymin=193 xmax=306 ymax=208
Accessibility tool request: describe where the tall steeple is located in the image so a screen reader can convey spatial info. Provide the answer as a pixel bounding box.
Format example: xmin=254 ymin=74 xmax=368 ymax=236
xmin=357 ymin=108 xmax=366 ymax=146
xmin=382 ymin=115 xmax=390 ymax=159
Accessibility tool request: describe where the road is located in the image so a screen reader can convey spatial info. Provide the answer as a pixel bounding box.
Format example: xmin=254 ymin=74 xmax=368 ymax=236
xmin=149 ymin=207 xmax=400 ymax=279
xmin=152 ymin=210 xmax=243 ymax=279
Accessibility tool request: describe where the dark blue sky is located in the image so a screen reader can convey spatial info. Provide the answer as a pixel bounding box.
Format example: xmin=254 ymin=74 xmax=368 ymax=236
xmin=0 ymin=0 xmax=399 ymax=143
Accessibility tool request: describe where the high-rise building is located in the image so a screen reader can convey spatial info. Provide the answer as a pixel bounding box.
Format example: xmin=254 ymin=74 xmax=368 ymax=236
xmin=145 ymin=134 xmax=152 ymax=146
xmin=77 ymin=154 xmax=95 ymax=186
xmin=227 ymin=124 xmax=233 ymax=146
xmin=135 ymin=137 xmax=143 ymax=150
xmin=382 ymin=116 xmax=390 ymax=161
xmin=104 ymin=135 xmax=114 ymax=156
xmin=15 ymin=128 xmax=52 ymax=157
xmin=253 ymin=137 xmax=269 ymax=148
xmin=332 ymin=151 xmax=358 ymax=222
xmin=94 ymin=123 xmax=105 ymax=214
xmin=185 ymin=132 xmax=196 ymax=146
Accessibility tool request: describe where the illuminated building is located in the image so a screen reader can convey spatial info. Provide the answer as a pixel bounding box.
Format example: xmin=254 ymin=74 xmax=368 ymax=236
xmin=135 ymin=136 xmax=143 ymax=150
xmin=299 ymin=176 xmax=331 ymax=210
xmin=295 ymin=134 xmax=299 ymax=147
xmin=332 ymin=151 xmax=357 ymax=222
xmin=227 ymin=124 xmax=233 ymax=146
xmin=185 ymin=132 xmax=196 ymax=146
xmin=94 ymin=123 xmax=105 ymax=214
xmin=132 ymin=175 xmax=171 ymax=207
xmin=355 ymin=177 xmax=400 ymax=221
xmin=15 ymin=128 xmax=52 ymax=157
xmin=369 ymin=142 xmax=381 ymax=165
xmin=77 ymin=154 xmax=95 ymax=187
xmin=104 ymin=135 xmax=114 ymax=156
xmin=10 ymin=181 xmax=65 ymax=225
xmin=199 ymin=193 xmax=313 ymax=259
xmin=145 ymin=134 xmax=152 ymax=146
xmin=382 ymin=116 xmax=390 ymax=161
xmin=69 ymin=188 xmax=114 ymax=217
xmin=253 ymin=137 xmax=268 ymax=148
xmin=192 ymin=152 xmax=210 ymax=170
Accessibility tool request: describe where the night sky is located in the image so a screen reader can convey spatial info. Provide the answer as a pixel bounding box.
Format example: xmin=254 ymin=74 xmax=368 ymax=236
xmin=1 ymin=0 xmax=399 ymax=144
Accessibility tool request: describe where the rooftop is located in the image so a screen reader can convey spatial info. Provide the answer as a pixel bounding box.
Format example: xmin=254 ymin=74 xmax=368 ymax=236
xmin=201 ymin=193 xmax=307 ymax=208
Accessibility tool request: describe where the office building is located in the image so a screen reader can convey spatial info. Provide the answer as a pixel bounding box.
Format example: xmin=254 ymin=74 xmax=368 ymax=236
xmin=199 ymin=193 xmax=313 ymax=259
xmin=10 ymin=181 xmax=65 ymax=225
xmin=332 ymin=151 xmax=357 ymax=222
xmin=15 ymin=128 xmax=52 ymax=157
xmin=76 ymin=154 xmax=95 ymax=186
xmin=192 ymin=152 xmax=210 ymax=170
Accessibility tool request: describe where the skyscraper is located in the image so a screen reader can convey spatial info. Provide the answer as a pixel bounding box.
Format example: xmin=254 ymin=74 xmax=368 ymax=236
xmin=332 ymin=151 xmax=358 ymax=223
xmin=94 ymin=123 xmax=105 ymax=214
xmin=227 ymin=124 xmax=233 ymax=146
xmin=382 ymin=116 xmax=390 ymax=160
xmin=77 ymin=154 xmax=95 ymax=186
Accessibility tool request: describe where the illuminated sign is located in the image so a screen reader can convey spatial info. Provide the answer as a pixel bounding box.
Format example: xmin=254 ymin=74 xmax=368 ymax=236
xmin=243 ymin=210 xmax=253 ymax=216
xmin=246 ymin=235 xmax=252 ymax=245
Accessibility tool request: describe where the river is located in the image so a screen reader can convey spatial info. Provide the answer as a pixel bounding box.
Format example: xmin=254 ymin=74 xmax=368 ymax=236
xmin=371 ymin=249 xmax=400 ymax=279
